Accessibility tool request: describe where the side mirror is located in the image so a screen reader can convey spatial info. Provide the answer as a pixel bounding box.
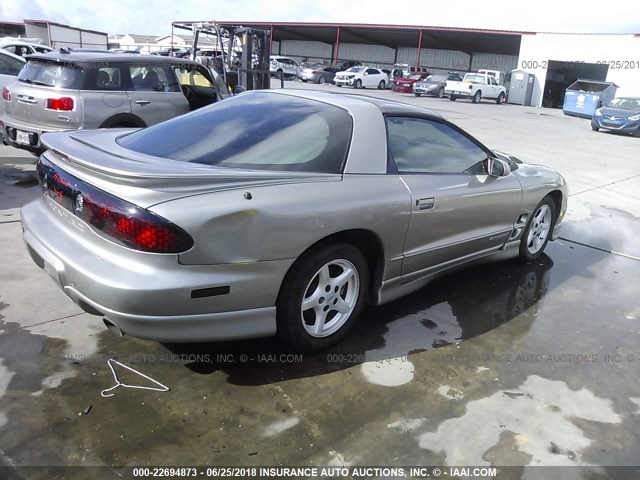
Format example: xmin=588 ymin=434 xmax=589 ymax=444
xmin=485 ymin=157 xmax=511 ymax=177
xmin=232 ymin=85 xmax=246 ymax=95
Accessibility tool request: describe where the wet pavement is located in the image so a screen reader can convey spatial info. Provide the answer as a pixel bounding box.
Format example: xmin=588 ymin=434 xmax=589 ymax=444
xmin=1 ymin=90 xmax=639 ymax=478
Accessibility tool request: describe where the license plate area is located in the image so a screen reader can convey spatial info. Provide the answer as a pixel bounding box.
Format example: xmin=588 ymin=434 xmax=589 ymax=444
xmin=16 ymin=130 xmax=31 ymax=145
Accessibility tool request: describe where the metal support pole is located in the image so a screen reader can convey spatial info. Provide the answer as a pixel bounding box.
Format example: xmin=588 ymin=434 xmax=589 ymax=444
xmin=269 ymin=25 xmax=273 ymax=57
xmin=333 ymin=27 xmax=341 ymax=67
xmin=416 ymin=29 xmax=423 ymax=67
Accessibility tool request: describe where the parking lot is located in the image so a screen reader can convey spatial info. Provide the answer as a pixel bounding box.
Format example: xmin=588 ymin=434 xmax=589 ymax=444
xmin=1 ymin=80 xmax=639 ymax=477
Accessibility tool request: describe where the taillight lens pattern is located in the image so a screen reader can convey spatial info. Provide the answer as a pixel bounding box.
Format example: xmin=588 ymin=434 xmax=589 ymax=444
xmin=37 ymin=156 xmax=193 ymax=254
xmin=2 ymin=87 xmax=10 ymax=101
xmin=46 ymin=97 xmax=74 ymax=111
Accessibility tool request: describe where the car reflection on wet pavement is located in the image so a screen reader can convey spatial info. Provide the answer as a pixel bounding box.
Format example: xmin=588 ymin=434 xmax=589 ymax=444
xmin=1 ymin=233 xmax=640 ymax=474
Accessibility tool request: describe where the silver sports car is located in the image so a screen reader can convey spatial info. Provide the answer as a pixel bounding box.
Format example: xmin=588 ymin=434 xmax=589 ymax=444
xmin=21 ymin=90 xmax=568 ymax=351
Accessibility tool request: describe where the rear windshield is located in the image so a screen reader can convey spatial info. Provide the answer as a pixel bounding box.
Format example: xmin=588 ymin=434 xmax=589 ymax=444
xmin=18 ymin=60 xmax=84 ymax=88
xmin=117 ymin=92 xmax=353 ymax=173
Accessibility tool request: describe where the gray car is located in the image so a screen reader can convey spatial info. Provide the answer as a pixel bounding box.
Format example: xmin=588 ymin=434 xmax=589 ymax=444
xmin=1 ymin=51 xmax=229 ymax=154
xmin=21 ymin=90 xmax=567 ymax=351
xmin=297 ymin=65 xmax=338 ymax=84
xmin=414 ymin=73 xmax=463 ymax=98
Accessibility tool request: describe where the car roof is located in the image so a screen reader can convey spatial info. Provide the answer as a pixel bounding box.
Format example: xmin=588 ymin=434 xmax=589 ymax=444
xmin=24 ymin=50 xmax=201 ymax=65
xmin=0 ymin=41 xmax=51 ymax=48
xmin=268 ymin=89 xmax=443 ymax=119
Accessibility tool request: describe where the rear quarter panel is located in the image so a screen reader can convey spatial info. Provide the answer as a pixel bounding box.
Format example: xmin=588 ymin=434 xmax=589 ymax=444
xmin=151 ymin=175 xmax=412 ymax=282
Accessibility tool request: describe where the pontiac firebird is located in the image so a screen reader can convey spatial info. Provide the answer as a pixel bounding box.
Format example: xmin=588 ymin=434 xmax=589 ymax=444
xmin=21 ymin=90 xmax=567 ymax=351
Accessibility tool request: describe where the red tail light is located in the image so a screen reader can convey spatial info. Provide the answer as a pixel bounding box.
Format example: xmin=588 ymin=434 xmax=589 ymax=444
xmin=37 ymin=157 xmax=193 ymax=253
xmin=46 ymin=97 xmax=74 ymax=111
xmin=2 ymin=87 xmax=10 ymax=101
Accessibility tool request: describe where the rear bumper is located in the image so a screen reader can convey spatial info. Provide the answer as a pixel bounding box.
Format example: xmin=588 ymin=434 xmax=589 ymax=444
xmin=21 ymin=198 xmax=291 ymax=342
xmin=0 ymin=114 xmax=77 ymax=154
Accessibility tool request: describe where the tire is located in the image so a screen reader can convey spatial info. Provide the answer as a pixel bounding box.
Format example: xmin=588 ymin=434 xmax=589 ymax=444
xmin=449 ymin=95 xmax=457 ymax=101
xmin=414 ymin=92 xmax=422 ymax=97
xmin=354 ymin=79 xmax=362 ymax=89
xmin=336 ymin=84 xmax=342 ymax=87
xmin=591 ymin=126 xmax=599 ymax=131
xmin=496 ymin=92 xmax=505 ymax=104
xmin=276 ymin=243 xmax=369 ymax=352
xmin=378 ymin=80 xmax=385 ymax=90
xmin=437 ymin=87 xmax=444 ymax=98
xmin=518 ymin=196 xmax=556 ymax=262
xmin=318 ymin=76 xmax=326 ymax=84
xmin=472 ymin=90 xmax=482 ymax=103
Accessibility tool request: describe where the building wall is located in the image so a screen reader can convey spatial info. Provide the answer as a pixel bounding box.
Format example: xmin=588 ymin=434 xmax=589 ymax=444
xmin=518 ymin=33 xmax=640 ymax=107
xmin=24 ymin=24 xmax=50 ymax=46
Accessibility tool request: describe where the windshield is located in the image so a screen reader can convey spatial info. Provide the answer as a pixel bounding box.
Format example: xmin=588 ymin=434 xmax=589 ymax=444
xmin=117 ymin=91 xmax=353 ymax=173
xmin=18 ymin=60 xmax=84 ymax=88
xmin=426 ymin=74 xmax=447 ymax=82
xmin=607 ymin=98 xmax=640 ymax=110
xmin=345 ymin=67 xmax=364 ymax=73
xmin=408 ymin=74 xmax=423 ymax=80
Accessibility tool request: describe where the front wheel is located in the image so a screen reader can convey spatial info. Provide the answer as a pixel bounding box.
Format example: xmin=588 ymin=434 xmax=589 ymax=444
xmin=496 ymin=92 xmax=505 ymax=104
xmin=591 ymin=125 xmax=599 ymax=131
xmin=354 ymin=79 xmax=362 ymax=89
xmin=414 ymin=92 xmax=422 ymax=97
xmin=472 ymin=90 xmax=482 ymax=103
xmin=276 ymin=243 xmax=369 ymax=352
xmin=518 ymin=197 xmax=556 ymax=262
xmin=318 ymin=76 xmax=326 ymax=84
xmin=378 ymin=80 xmax=385 ymax=89
xmin=437 ymin=88 xmax=445 ymax=98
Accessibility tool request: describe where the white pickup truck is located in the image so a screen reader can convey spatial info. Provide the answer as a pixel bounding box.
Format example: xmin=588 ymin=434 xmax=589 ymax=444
xmin=445 ymin=72 xmax=507 ymax=104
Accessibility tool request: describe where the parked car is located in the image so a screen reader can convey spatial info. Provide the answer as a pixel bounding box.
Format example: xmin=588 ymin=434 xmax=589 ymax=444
xmin=591 ymin=97 xmax=640 ymax=136
xmin=0 ymin=49 xmax=25 ymax=115
xmin=446 ymin=72 xmax=507 ymax=104
xmin=391 ymin=64 xmax=428 ymax=81
xmin=392 ymin=73 xmax=430 ymax=93
xmin=414 ymin=73 xmax=463 ymax=98
xmin=0 ymin=40 xmax=53 ymax=58
xmin=298 ymin=65 xmax=337 ymax=84
xmin=269 ymin=56 xmax=300 ymax=78
xmin=334 ymin=67 xmax=388 ymax=89
xmin=21 ymin=90 xmax=567 ymax=351
xmin=1 ymin=51 xmax=230 ymax=154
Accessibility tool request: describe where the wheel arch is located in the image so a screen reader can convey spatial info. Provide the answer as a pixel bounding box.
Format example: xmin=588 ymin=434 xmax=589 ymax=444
xmin=99 ymin=113 xmax=147 ymax=129
xmin=546 ymin=190 xmax=564 ymax=223
xmin=278 ymin=229 xmax=386 ymax=306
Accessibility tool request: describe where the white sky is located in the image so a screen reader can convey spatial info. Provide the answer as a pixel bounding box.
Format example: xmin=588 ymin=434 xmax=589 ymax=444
xmin=2 ymin=0 xmax=640 ymax=36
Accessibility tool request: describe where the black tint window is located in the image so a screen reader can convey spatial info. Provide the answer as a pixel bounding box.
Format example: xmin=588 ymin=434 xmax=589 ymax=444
xmin=0 ymin=53 xmax=24 ymax=75
xmin=366 ymin=69 xmax=378 ymax=74
xmin=386 ymin=117 xmax=488 ymax=174
xmin=89 ymin=66 xmax=124 ymax=90
xmin=129 ymin=65 xmax=179 ymax=92
xmin=118 ymin=92 xmax=353 ymax=173
xmin=17 ymin=60 xmax=84 ymax=88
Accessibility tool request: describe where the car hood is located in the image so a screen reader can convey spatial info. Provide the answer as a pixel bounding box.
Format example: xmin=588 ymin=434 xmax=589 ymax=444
xmin=336 ymin=72 xmax=357 ymax=77
xmin=40 ymin=129 xmax=341 ymax=208
xmin=600 ymin=107 xmax=640 ymax=119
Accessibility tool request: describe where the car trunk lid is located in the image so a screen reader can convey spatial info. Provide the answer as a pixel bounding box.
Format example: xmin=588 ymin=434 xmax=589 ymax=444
xmin=41 ymin=129 xmax=341 ymax=209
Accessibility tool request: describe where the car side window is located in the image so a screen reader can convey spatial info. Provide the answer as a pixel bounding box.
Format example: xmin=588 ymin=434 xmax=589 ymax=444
xmin=489 ymin=77 xmax=497 ymax=86
xmin=92 ymin=67 xmax=124 ymax=90
xmin=385 ymin=117 xmax=488 ymax=174
xmin=366 ymin=69 xmax=378 ymax=75
xmin=128 ymin=65 xmax=180 ymax=92
xmin=0 ymin=54 xmax=24 ymax=75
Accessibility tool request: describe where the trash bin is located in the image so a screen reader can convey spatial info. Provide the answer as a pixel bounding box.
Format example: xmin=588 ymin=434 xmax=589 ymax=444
xmin=563 ymin=79 xmax=618 ymax=118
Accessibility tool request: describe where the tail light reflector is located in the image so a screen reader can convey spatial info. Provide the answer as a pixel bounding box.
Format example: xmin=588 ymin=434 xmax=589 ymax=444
xmin=2 ymin=87 xmax=10 ymax=101
xmin=46 ymin=97 xmax=74 ymax=111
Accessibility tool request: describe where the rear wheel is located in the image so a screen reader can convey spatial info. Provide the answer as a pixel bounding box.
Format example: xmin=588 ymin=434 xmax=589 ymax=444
xmin=276 ymin=243 xmax=369 ymax=352
xmin=472 ymin=90 xmax=482 ymax=103
xmin=518 ymin=196 xmax=556 ymax=262
xmin=378 ymin=80 xmax=385 ymax=89
xmin=318 ymin=76 xmax=326 ymax=84
xmin=449 ymin=95 xmax=457 ymax=101
xmin=496 ymin=92 xmax=505 ymax=104
xmin=354 ymin=79 xmax=362 ymax=89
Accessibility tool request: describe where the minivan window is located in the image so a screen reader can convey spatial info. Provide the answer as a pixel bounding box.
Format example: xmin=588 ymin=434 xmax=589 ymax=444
xmin=18 ymin=60 xmax=84 ymax=88
xmin=117 ymin=92 xmax=353 ymax=173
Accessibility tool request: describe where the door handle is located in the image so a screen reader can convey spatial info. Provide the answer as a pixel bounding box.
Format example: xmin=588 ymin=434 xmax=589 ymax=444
xmin=135 ymin=100 xmax=151 ymax=105
xmin=417 ymin=197 xmax=435 ymax=210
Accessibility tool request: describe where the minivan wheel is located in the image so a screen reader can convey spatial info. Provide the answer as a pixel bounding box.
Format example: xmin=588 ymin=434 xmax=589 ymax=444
xmin=518 ymin=196 xmax=556 ymax=262
xmin=276 ymin=243 xmax=369 ymax=352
